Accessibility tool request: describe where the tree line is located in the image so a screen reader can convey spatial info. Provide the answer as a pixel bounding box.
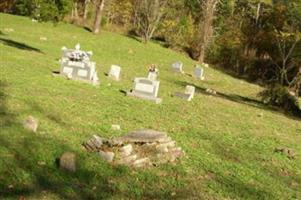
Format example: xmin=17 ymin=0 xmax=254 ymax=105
xmin=1 ymin=0 xmax=301 ymax=115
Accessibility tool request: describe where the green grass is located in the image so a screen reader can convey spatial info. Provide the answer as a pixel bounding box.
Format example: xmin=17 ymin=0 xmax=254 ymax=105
xmin=0 ymin=13 xmax=300 ymax=200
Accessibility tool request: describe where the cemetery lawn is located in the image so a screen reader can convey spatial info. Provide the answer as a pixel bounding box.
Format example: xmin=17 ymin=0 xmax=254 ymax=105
xmin=1 ymin=13 xmax=301 ymax=200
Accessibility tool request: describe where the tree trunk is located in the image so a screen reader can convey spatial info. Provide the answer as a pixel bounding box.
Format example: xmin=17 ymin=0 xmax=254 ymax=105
xmin=83 ymin=0 xmax=89 ymax=22
xmin=255 ymin=3 xmax=261 ymax=25
xmin=93 ymin=0 xmax=105 ymax=34
xmin=198 ymin=0 xmax=218 ymax=63
xmin=74 ymin=1 xmax=79 ymax=20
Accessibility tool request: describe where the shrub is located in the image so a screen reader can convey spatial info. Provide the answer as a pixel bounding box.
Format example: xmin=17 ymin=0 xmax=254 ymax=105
xmin=259 ymin=84 xmax=301 ymax=117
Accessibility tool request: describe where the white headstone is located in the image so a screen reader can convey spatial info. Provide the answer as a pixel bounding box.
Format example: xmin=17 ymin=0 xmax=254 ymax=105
xmin=108 ymin=65 xmax=121 ymax=80
xmin=147 ymin=71 xmax=157 ymax=81
xmin=185 ymin=85 xmax=195 ymax=101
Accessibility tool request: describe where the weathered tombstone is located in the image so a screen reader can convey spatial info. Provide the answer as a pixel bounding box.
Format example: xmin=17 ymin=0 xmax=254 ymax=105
xmin=194 ymin=65 xmax=204 ymax=80
xmin=127 ymin=77 xmax=162 ymax=104
xmin=108 ymin=65 xmax=121 ymax=81
xmin=171 ymin=61 xmax=184 ymax=73
xmin=173 ymin=85 xmax=195 ymax=101
xmin=98 ymin=151 xmax=115 ymax=162
xmin=59 ymin=152 xmax=76 ymax=172
xmin=58 ymin=44 xmax=99 ymax=85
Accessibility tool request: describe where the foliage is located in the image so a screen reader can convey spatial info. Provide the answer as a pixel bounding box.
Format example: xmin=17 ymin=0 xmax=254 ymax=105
xmin=259 ymin=84 xmax=301 ymax=116
xmin=13 ymin=0 xmax=72 ymax=22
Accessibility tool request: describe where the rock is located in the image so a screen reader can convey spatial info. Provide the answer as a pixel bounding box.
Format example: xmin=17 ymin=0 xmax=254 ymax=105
xmin=156 ymin=145 xmax=169 ymax=153
xmin=157 ymin=141 xmax=175 ymax=148
xmin=132 ymin=157 xmax=150 ymax=168
xmin=116 ymin=154 xmax=138 ymax=165
xmin=83 ymin=135 xmax=104 ymax=151
xmin=118 ymin=129 xmax=168 ymax=143
xmin=98 ymin=150 xmax=115 ymax=162
xmin=119 ymin=144 xmax=133 ymax=157
xmin=111 ymin=124 xmax=121 ymax=131
xmin=60 ymin=152 xmax=76 ymax=172
xmin=23 ymin=116 xmax=38 ymax=132
xmin=206 ymin=88 xmax=217 ymax=95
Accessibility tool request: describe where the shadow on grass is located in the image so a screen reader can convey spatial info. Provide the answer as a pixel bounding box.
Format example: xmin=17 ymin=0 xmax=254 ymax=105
xmin=174 ymin=80 xmax=300 ymax=120
xmin=25 ymin=100 xmax=69 ymax=128
xmin=83 ymin=26 xmax=92 ymax=33
xmin=0 ymin=81 xmax=199 ymax=199
xmin=125 ymin=30 xmax=143 ymax=43
xmin=0 ymin=81 xmax=16 ymax=128
xmin=0 ymin=38 xmax=43 ymax=53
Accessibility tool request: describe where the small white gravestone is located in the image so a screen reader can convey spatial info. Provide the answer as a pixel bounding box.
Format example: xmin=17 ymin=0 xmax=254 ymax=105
xmin=194 ymin=65 xmax=204 ymax=80
xmin=127 ymin=77 xmax=162 ymax=104
xmin=108 ymin=65 xmax=121 ymax=81
xmin=147 ymin=71 xmax=157 ymax=81
xmin=173 ymin=85 xmax=195 ymax=101
xmin=171 ymin=61 xmax=184 ymax=73
xmin=184 ymin=85 xmax=195 ymax=101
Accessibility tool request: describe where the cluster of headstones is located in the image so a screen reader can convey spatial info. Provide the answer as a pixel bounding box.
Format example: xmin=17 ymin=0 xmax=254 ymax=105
xmin=82 ymin=129 xmax=184 ymax=168
xmin=56 ymin=44 xmax=207 ymax=103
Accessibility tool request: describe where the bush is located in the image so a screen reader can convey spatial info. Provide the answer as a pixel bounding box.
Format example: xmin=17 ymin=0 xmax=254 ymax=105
xmin=259 ymin=84 xmax=301 ymax=117
xmin=13 ymin=0 xmax=72 ymax=22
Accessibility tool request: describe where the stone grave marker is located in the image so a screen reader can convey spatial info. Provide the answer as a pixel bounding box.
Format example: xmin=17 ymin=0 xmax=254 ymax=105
xmin=194 ymin=65 xmax=204 ymax=80
xmin=173 ymin=85 xmax=195 ymax=101
xmin=147 ymin=71 xmax=157 ymax=81
xmin=56 ymin=44 xmax=99 ymax=85
xmin=59 ymin=152 xmax=76 ymax=172
xmin=171 ymin=61 xmax=184 ymax=73
xmin=127 ymin=77 xmax=162 ymax=104
xmin=108 ymin=65 xmax=121 ymax=81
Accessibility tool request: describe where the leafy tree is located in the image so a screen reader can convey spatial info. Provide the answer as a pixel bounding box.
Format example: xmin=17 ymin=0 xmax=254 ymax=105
xmin=133 ymin=0 xmax=168 ymax=43
xmin=14 ymin=0 xmax=72 ymax=22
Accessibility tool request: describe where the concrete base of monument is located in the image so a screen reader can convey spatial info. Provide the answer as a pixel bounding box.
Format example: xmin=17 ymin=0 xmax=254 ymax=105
xmin=126 ymin=91 xmax=162 ymax=104
xmin=172 ymin=92 xmax=193 ymax=101
xmin=52 ymin=71 xmax=100 ymax=86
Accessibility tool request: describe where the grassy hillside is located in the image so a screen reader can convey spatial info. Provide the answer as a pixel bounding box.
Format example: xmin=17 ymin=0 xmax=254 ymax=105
xmin=0 ymin=13 xmax=300 ymax=200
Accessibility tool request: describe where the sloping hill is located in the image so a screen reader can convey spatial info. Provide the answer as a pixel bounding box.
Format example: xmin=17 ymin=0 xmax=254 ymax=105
xmin=0 ymin=13 xmax=300 ymax=199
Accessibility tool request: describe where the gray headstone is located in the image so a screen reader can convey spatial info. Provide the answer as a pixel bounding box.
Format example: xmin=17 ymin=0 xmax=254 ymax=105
xmin=98 ymin=150 xmax=115 ymax=162
xmin=194 ymin=66 xmax=204 ymax=80
xmin=171 ymin=61 xmax=184 ymax=73
xmin=127 ymin=77 xmax=162 ymax=104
